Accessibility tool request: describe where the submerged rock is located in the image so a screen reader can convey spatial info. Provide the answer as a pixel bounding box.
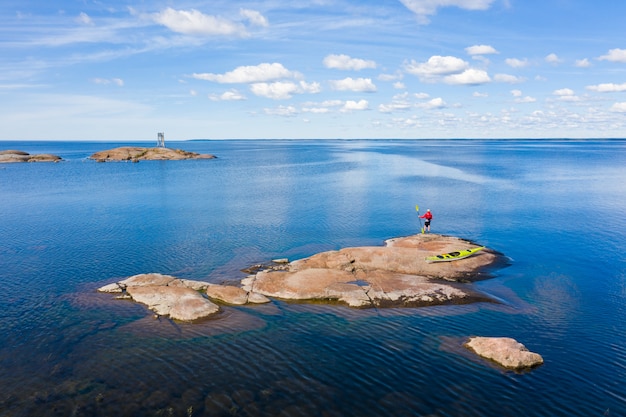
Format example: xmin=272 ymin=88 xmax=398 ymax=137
xmin=89 ymin=146 xmax=215 ymax=162
xmin=464 ymin=336 xmax=544 ymax=370
xmin=242 ymin=234 xmax=502 ymax=308
xmin=0 ymin=150 xmax=62 ymax=163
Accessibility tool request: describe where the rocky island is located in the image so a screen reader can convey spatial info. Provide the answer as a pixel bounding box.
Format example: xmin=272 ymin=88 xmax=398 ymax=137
xmin=99 ymin=234 xmax=504 ymax=321
xmin=0 ymin=150 xmax=62 ymax=163
xmin=89 ymin=146 xmax=216 ymax=162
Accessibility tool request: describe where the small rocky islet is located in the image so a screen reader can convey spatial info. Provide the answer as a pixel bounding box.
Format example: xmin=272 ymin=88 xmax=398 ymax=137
xmin=0 ymin=149 xmax=62 ymax=163
xmin=0 ymin=146 xmax=216 ymax=163
xmin=89 ymin=146 xmax=216 ymax=162
xmin=98 ymin=233 xmax=543 ymax=370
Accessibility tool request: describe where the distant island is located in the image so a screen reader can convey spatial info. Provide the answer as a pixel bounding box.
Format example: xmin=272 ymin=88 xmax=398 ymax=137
xmin=0 ymin=150 xmax=62 ymax=163
xmin=89 ymin=146 xmax=216 ymax=162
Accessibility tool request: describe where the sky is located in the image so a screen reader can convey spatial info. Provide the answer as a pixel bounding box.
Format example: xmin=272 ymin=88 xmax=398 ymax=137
xmin=2 ymin=0 xmax=626 ymax=140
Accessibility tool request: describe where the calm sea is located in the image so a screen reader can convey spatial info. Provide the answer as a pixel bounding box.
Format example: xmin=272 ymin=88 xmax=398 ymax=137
xmin=0 ymin=139 xmax=625 ymax=417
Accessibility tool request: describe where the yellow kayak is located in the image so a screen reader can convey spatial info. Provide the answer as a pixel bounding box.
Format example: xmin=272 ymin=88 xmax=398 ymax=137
xmin=425 ymin=246 xmax=485 ymax=263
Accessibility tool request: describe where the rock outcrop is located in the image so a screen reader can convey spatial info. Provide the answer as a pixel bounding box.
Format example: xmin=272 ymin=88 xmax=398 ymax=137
xmin=242 ymin=234 xmax=502 ymax=308
xmin=464 ymin=336 xmax=544 ymax=370
xmin=98 ymin=273 xmax=270 ymax=321
xmin=89 ymin=146 xmax=215 ymax=162
xmin=0 ymin=150 xmax=62 ymax=163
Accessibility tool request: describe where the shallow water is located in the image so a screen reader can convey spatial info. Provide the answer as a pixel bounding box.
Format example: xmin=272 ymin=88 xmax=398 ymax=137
xmin=0 ymin=139 xmax=625 ymax=416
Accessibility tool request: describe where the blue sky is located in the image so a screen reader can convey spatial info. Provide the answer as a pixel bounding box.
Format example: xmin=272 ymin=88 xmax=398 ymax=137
xmin=2 ymin=0 xmax=626 ymax=140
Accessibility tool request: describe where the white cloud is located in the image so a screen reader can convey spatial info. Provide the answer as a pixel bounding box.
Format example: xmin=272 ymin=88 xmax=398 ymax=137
xmin=586 ymin=83 xmax=626 ymax=93
xmin=515 ymin=96 xmax=536 ymax=103
xmin=378 ymin=93 xmax=411 ymax=113
xmin=378 ymin=73 xmax=403 ymax=82
xmin=92 ymin=77 xmax=124 ymax=86
xmin=575 ymin=58 xmax=591 ymax=68
xmin=323 ymin=54 xmax=376 ymax=71
xmin=250 ymin=80 xmax=319 ymax=99
xmin=545 ymin=53 xmax=562 ymax=64
xmin=264 ymin=105 xmax=298 ymax=116
xmin=598 ymin=48 xmax=626 ymax=63
xmin=393 ymin=82 xmax=406 ymax=89
xmin=250 ymin=82 xmax=299 ymax=99
xmin=404 ymin=56 xmax=469 ymax=80
xmin=610 ymin=102 xmax=626 ymax=112
xmin=152 ymin=8 xmax=246 ymax=36
xmin=553 ymin=88 xmax=575 ymax=96
xmin=473 ymin=92 xmax=488 ymax=97
xmin=553 ymin=88 xmax=579 ymax=101
xmin=494 ymin=73 xmax=525 ymax=84
xmin=239 ymin=9 xmax=268 ymax=27
xmin=399 ymin=0 xmax=496 ymax=24
xmin=329 ymin=77 xmax=377 ymax=92
xmin=341 ymin=100 xmax=369 ymax=112
xmin=511 ymin=89 xmax=522 ymax=97
xmin=209 ymin=89 xmax=246 ymax=101
xmin=302 ymin=107 xmax=330 ymax=114
xmin=505 ymin=58 xmax=529 ymax=68
xmin=443 ymin=68 xmax=490 ymax=85
xmin=193 ymin=63 xmax=300 ymax=83
xmin=465 ymin=44 xmax=498 ymax=55
xmin=76 ymin=12 xmax=93 ymax=25
xmin=414 ymin=92 xmax=430 ymax=99
xmin=417 ymin=97 xmax=446 ymax=109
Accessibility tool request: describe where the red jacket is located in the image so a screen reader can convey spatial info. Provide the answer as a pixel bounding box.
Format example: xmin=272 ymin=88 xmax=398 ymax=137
xmin=420 ymin=211 xmax=432 ymax=220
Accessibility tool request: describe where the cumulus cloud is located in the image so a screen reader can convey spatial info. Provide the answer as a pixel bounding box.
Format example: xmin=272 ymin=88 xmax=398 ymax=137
xmin=505 ymin=58 xmax=529 ymax=68
xmin=399 ymin=0 xmax=496 ymax=24
xmin=323 ymin=54 xmax=376 ymax=71
xmin=575 ymin=58 xmax=591 ymax=68
xmin=465 ymin=44 xmax=498 ymax=55
xmin=513 ymin=92 xmax=536 ymax=102
xmin=610 ymin=102 xmax=626 ymax=112
xmin=494 ymin=73 xmax=525 ymax=84
xmin=239 ymin=8 xmax=268 ymax=27
xmin=553 ymin=88 xmax=575 ymax=96
xmin=341 ymin=100 xmax=369 ymax=112
xmin=553 ymin=88 xmax=579 ymax=101
xmin=209 ymin=90 xmax=246 ymax=101
xmin=598 ymin=48 xmax=626 ymax=63
xmin=443 ymin=68 xmax=490 ymax=85
xmin=404 ymin=56 xmax=469 ymax=81
xmin=152 ymin=8 xmax=247 ymax=36
xmin=417 ymin=97 xmax=446 ymax=109
xmin=193 ymin=63 xmax=301 ymax=83
xmin=250 ymin=80 xmax=321 ymax=99
xmin=329 ymin=77 xmax=377 ymax=92
xmin=378 ymin=92 xmax=412 ymax=113
xmin=586 ymin=82 xmax=626 ymax=92
xmin=473 ymin=92 xmax=488 ymax=97
xmin=545 ymin=53 xmax=562 ymax=64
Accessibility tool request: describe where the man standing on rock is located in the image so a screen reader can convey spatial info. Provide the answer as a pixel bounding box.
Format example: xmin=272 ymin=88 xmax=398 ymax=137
xmin=419 ymin=209 xmax=433 ymax=232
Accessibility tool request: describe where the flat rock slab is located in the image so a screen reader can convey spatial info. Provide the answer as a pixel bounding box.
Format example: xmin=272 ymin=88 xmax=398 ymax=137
xmin=242 ymin=234 xmax=503 ymax=308
xmin=464 ymin=336 xmax=544 ymax=370
xmin=0 ymin=150 xmax=62 ymax=163
xmin=89 ymin=146 xmax=215 ymax=161
xmin=98 ymin=273 xmax=270 ymax=322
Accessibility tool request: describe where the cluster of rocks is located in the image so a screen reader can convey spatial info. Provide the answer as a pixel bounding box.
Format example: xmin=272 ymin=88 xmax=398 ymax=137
xmin=98 ymin=273 xmax=270 ymax=321
xmin=0 ymin=150 xmax=62 ymax=163
xmin=243 ymin=234 xmax=499 ymax=308
xmin=89 ymin=146 xmax=216 ymax=162
xmin=97 ymin=234 xmax=543 ymax=370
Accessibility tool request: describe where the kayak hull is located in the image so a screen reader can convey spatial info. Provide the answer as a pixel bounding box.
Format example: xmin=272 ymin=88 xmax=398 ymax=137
xmin=425 ymin=246 xmax=485 ymax=263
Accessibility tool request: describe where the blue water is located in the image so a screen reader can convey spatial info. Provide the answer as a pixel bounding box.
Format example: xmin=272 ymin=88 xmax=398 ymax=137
xmin=1 ymin=139 xmax=625 ymax=416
